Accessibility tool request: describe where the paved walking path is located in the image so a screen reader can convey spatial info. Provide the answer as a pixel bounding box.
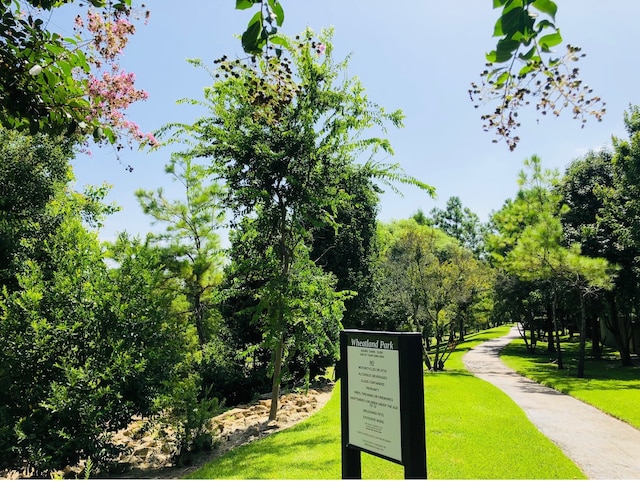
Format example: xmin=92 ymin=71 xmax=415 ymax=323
xmin=463 ymin=326 xmax=640 ymax=480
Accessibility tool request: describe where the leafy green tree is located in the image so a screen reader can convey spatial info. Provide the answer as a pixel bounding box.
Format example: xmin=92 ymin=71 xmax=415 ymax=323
xmin=223 ymin=218 xmax=348 ymax=398
xmin=0 ymin=132 xmax=189 ymax=474
xmin=494 ymin=156 xmax=613 ymax=372
xmin=486 ymin=158 xmax=559 ymax=352
xmin=0 ymin=207 xmax=185 ymax=474
xmin=430 ymin=196 xmax=484 ymax=257
xmin=309 ymin=170 xmax=381 ymax=330
xmin=411 ymin=208 xmax=432 ymax=226
xmin=591 ymin=107 xmax=640 ymax=365
xmin=0 ymin=129 xmax=70 ymax=292
xmin=161 ymin=28 xmax=431 ymax=419
xmin=136 ymin=155 xmax=226 ymax=347
xmin=379 ymin=219 xmax=485 ymax=370
xmin=559 ymin=149 xmax=615 ymax=358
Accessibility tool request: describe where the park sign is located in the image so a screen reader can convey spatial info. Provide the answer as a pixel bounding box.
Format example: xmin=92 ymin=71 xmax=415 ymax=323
xmin=339 ymin=330 xmax=426 ymax=479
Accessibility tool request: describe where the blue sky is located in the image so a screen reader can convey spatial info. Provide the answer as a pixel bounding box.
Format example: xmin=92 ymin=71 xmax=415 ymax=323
xmin=66 ymin=1 xmax=640 ymax=244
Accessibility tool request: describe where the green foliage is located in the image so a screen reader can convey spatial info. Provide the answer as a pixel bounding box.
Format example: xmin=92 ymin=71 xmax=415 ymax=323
xmin=559 ymin=149 xmax=615 ymax=259
xmin=430 ymin=196 xmax=485 ymax=257
xmin=560 ymin=106 xmax=640 ymax=366
xmin=159 ymin=375 xmax=223 ymax=466
xmin=470 ymin=0 xmax=605 ymax=150
xmin=377 ymin=219 xmax=492 ymax=369
xmin=0 ymin=222 xmax=185 ymax=474
xmin=488 ymin=155 xmax=615 ymax=372
xmin=0 ymin=132 xmax=190 ymax=475
xmin=163 ymin=28 xmax=430 ymax=418
xmin=136 ymin=155 xmax=226 ymax=346
xmin=0 ymin=0 xmax=141 ymax=143
xmin=0 ymin=129 xmax=70 ymax=291
xmin=489 ymin=155 xmax=613 ymax=287
xmin=224 ymin=223 xmax=348 ymax=390
xmin=309 ymin=171 xmax=382 ymax=330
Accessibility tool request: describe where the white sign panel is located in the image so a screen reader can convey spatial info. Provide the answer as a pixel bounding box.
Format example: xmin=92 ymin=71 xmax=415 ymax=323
xmin=347 ymin=336 xmax=402 ymax=462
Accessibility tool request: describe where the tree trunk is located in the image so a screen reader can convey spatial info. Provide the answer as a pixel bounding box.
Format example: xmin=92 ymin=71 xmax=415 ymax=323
xmin=193 ymin=290 xmax=207 ymax=347
xmin=529 ymin=314 xmax=537 ymax=352
xmin=546 ymin=304 xmax=556 ymax=353
xmin=553 ymin=290 xmax=563 ymax=369
xmin=605 ymin=292 xmax=633 ymax=367
xmin=269 ymin=332 xmax=285 ymax=421
xmin=423 ymin=344 xmax=433 ymax=371
xmin=433 ymin=326 xmax=443 ymax=371
xmin=518 ymin=320 xmax=531 ymax=351
xmin=589 ymin=309 xmax=602 ymax=360
xmin=577 ymin=292 xmax=587 ymax=378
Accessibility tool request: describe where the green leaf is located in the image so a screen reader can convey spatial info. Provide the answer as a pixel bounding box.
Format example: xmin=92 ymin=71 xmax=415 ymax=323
xmin=241 ymin=12 xmax=263 ymax=55
xmin=496 ymin=71 xmax=510 ymax=87
xmin=531 ymin=0 xmax=557 ymax=20
xmin=268 ymin=0 xmax=284 ymax=27
xmin=44 ymin=43 xmax=64 ymax=55
xmin=535 ymin=19 xmax=556 ymax=32
xmin=270 ymin=33 xmax=290 ymax=49
xmin=57 ymin=59 xmax=71 ymax=77
xmin=486 ymin=50 xmax=499 ymax=63
xmin=518 ymin=63 xmax=534 ymax=76
xmin=487 ymin=38 xmax=520 ymax=63
xmin=538 ymin=31 xmax=562 ymax=52
xmin=499 ymin=6 xmax=532 ymax=36
xmin=518 ymin=46 xmax=536 ymax=60
xmin=236 ymin=0 xmax=258 ymax=10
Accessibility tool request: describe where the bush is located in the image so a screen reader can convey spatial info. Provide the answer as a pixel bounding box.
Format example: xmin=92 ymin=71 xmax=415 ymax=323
xmin=159 ymin=376 xmax=223 ymax=466
xmin=0 ymin=227 xmax=188 ymax=475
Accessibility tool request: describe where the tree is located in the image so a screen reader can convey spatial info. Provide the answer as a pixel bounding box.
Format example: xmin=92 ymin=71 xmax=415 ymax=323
xmin=430 ymin=196 xmax=484 ymax=257
xmin=235 ymin=1 xmax=606 ymax=151
xmin=590 ymin=107 xmax=640 ymax=365
xmin=309 ymin=170 xmax=382 ymax=330
xmin=559 ymin=148 xmax=615 ymax=359
xmin=222 ymin=218 xmax=348 ymax=401
xmin=379 ymin=219 xmax=485 ymax=370
xmin=0 ymin=0 xmax=155 ymax=147
xmin=160 ymin=28 xmax=432 ymax=420
xmin=496 ymin=156 xmax=613 ymax=372
xmin=136 ymin=155 xmax=226 ymax=347
xmin=486 ymin=158 xmax=559 ymax=352
xmin=0 ymin=134 xmax=187 ymax=473
xmin=0 ymin=129 xmax=70 ymax=292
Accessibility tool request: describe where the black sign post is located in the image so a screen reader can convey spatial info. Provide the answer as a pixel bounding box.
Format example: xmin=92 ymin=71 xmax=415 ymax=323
xmin=340 ymin=330 xmax=426 ymax=479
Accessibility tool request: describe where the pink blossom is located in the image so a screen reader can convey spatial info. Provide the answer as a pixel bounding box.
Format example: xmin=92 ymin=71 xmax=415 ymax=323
xmin=71 ymin=6 xmax=154 ymax=149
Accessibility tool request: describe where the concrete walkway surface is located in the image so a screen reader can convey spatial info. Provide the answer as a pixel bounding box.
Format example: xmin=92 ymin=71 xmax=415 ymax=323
xmin=463 ymin=326 xmax=640 ymax=480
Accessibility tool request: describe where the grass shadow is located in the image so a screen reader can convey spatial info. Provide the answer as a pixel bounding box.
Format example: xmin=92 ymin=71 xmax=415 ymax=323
xmin=501 ymin=336 xmax=640 ymax=429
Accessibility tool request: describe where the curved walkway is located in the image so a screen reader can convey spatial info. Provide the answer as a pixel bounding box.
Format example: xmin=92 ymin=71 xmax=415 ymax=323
xmin=463 ymin=326 xmax=640 ymax=480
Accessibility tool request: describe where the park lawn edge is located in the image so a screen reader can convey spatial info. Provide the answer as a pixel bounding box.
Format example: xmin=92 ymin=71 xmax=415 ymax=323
xmin=185 ymin=325 xmax=585 ymax=479
xmin=500 ymin=334 xmax=640 ymax=430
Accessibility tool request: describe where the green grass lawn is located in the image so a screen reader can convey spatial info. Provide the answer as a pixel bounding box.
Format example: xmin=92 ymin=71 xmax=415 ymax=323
xmin=186 ymin=326 xmax=585 ymax=479
xmin=501 ymin=335 xmax=640 ymax=429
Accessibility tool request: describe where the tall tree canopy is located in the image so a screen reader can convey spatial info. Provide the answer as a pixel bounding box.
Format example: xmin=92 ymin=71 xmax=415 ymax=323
xmin=160 ymin=28 xmax=431 ymax=420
